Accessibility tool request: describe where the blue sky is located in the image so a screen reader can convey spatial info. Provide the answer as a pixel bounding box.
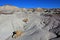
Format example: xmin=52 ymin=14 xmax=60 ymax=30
xmin=0 ymin=0 xmax=60 ymax=8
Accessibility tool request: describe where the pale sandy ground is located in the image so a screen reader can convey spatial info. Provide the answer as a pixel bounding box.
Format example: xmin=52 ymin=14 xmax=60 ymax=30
xmin=0 ymin=14 xmax=14 ymax=40
xmin=0 ymin=13 xmax=40 ymax=40
xmin=0 ymin=13 xmax=58 ymax=40
xmin=0 ymin=13 xmax=41 ymax=40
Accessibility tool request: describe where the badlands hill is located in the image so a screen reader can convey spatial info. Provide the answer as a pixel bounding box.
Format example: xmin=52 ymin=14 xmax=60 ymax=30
xmin=0 ymin=5 xmax=60 ymax=40
xmin=0 ymin=5 xmax=60 ymax=14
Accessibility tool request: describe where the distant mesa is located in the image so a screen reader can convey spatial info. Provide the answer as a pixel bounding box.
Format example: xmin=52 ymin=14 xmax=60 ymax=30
xmin=0 ymin=5 xmax=60 ymax=14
